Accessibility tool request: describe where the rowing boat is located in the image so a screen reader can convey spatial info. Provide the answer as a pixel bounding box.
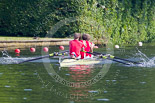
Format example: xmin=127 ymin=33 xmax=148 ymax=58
xmin=15 ymin=50 xmax=140 ymax=65
xmin=59 ymin=58 xmax=107 ymax=67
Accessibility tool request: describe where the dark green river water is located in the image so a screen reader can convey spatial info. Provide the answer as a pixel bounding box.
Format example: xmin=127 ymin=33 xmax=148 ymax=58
xmin=0 ymin=43 xmax=155 ymax=103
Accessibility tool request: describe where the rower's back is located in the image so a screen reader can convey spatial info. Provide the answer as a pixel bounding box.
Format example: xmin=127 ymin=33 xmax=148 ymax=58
xmin=69 ymin=33 xmax=84 ymax=58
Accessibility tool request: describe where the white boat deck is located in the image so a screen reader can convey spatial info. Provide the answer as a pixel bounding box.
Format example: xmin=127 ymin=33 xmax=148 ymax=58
xmin=60 ymin=58 xmax=107 ymax=67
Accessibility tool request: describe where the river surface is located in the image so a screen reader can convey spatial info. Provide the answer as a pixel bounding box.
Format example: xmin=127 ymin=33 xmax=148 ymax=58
xmin=0 ymin=43 xmax=155 ymax=103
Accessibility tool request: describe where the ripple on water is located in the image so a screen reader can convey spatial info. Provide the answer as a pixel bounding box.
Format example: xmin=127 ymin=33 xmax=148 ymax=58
xmin=140 ymin=82 xmax=146 ymax=84
xmin=112 ymin=80 xmax=117 ymax=82
xmin=5 ymin=85 xmax=11 ymax=88
xmin=0 ymin=73 xmax=3 ymax=77
xmin=88 ymin=91 xmax=98 ymax=93
xmin=33 ymin=73 xmax=38 ymax=75
xmin=23 ymin=97 xmax=27 ymax=100
xmin=106 ymin=80 xmax=110 ymax=82
xmin=24 ymin=89 xmax=32 ymax=91
xmin=97 ymin=98 xmax=110 ymax=101
xmin=21 ymin=73 xmax=25 ymax=75
xmin=104 ymin=91 xmax=108 ymax=93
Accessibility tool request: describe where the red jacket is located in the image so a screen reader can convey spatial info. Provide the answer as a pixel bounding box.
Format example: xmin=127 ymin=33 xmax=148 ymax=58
xmin=69 ymin=40 xmax=84 ymax=57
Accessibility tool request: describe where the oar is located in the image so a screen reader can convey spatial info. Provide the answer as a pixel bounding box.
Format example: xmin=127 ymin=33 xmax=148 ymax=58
xmin=93 ymin=52 xmax=141 ymax=64
xmin=83 ymin=51 xmax=136 ymax=65
xmin=17 ymin=50 xmax=68 ymax=64
xmin=106 ymin=58 xmax=131 ymax=65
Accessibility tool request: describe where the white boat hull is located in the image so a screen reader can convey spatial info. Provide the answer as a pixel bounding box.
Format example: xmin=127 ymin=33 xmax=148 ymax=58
xmin=60 ymin=58 xmax=106 ymax=67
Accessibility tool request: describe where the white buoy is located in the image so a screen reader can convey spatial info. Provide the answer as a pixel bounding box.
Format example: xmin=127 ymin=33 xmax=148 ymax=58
xmin=138 ymin=42 xmax=143 ymax=46
xmin=115 ymin=45 xmax=119 ymax=49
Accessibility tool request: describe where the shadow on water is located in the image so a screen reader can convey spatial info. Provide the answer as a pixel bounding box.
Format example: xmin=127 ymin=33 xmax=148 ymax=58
xmin=0 ymin=44 xmax=155 ymax=103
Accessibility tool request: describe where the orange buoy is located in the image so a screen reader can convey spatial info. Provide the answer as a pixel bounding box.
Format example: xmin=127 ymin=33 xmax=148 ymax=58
xmin=59 ymin=46 xmax=64 ymax=50
xmin=43 ymin=47 xmax=48 ymax=52
xmin=30 ymin=48 xmax=36 ymax=52
xmin=15 ymin=49 xmax=20 ymax=54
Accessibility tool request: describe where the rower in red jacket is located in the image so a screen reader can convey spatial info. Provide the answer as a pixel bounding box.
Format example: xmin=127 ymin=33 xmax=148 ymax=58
xmin=80 ymin=34 xmax=94 ymax=59
xmin=85 ymin=34 xmax=95 ymax=58
xmin=69 ymin=33 xmax=84 ymax=59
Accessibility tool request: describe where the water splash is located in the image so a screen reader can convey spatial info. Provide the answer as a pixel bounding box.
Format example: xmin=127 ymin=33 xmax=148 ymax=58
xmin=0 ymin=50 xmax=18 ymax=64
xmin=133 ymin=48 xmax=155 ymax=67
xmin=137 ymin=57 xmax=155 ymax=67
xmin=136 ymin=47 xmax=150 ymax=62
xmin=0 ymin=51 xmax=59 ymax=64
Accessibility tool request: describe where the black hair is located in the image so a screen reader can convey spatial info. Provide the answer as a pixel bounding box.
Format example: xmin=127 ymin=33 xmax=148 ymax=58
xmin=74 ymin=33 xmax=81 ymax=39
xmin=82 ymin=34 xmax=87 ymax=40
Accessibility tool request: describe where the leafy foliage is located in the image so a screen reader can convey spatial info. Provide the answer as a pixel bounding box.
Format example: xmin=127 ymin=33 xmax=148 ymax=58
xmin=0 ymin=0 xmax=154 ymax=44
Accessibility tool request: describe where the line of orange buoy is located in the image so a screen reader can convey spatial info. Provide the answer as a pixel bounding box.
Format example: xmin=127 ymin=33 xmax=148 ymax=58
xmin=14 ymin=46 xmax=65 ymax=56
xmin=14 ymin=41 xmax=143 ymax=56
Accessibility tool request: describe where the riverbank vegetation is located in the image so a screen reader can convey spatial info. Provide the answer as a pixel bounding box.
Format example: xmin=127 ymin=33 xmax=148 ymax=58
xmin=0 ymin=36 xmax=70 ymax=41
xmin=0 ymin=0 xmax=154 ymax=45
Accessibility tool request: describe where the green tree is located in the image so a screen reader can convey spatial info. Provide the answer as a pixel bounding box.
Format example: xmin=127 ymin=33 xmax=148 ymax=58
xmin=0 ymin=0 xmax=154 ymax=44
